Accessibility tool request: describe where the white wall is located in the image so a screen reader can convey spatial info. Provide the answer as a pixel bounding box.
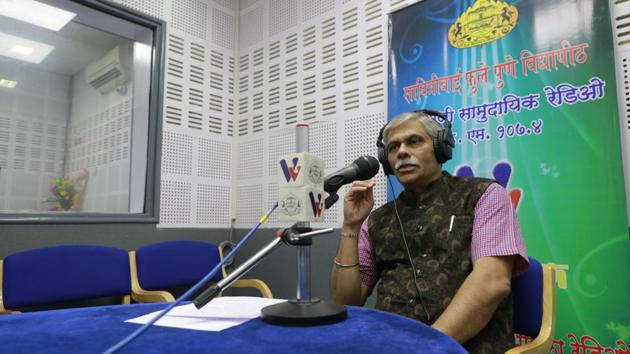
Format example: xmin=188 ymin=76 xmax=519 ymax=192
xmin=0 ymin=65 xmax=69 ymax=211
xmin=233 ymin=0 xmax=395 ymax=229
xmin=110 ymin=0 xmax=237 ymax=226
xmin=110 ymin=0 xmax=420 ymax=228
xmin=67 ymin=68 xmax=132 ymax=213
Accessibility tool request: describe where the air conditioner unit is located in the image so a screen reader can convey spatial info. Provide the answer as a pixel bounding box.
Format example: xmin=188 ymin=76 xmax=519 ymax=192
xmin=85 ymin=45 xmax=130 ymax=94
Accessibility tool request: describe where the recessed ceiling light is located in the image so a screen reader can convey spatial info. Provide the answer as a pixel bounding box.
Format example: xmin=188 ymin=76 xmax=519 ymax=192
xmin=10 ymin=44 xmax=34 ymax=56
xmin=0 ymin=79 xmax=17 ymax=88
xmin=0 ymin=32 xmax=54 ymax=64
xmin=0 ymin=0 xmax=76 ymax=32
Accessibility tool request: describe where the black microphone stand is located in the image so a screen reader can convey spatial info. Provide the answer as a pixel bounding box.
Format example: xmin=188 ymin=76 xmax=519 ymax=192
xmin=193 ymin=226 xmax=347 ymax=326
xmin=260 ymin=226 xmax=347 ymax=326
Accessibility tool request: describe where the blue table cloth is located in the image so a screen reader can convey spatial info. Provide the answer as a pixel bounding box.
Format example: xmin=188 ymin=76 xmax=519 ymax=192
xmin=0 ymin=302 xmax=466 ymax=353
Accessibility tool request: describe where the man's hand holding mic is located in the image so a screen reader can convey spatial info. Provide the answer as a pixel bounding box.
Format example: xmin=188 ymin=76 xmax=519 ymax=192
xmin=331 ymin=179 xmax=375 ymax=306
xmin=342 ymin=180 xmax=375 ymax=233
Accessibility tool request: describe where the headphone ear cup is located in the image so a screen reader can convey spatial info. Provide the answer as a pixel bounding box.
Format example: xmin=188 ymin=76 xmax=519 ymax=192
xmin=433 ymin=128 xmax=454 ymax=164
xmin=442 ymin=127 xmax=454 ymax=162
xmin=377 ymin=124 xmax=393 ymax=175
xmin=433 ymin=131 xmax=445 ymax=164
xmin=377 ymin=143 xmax=393 ymax=175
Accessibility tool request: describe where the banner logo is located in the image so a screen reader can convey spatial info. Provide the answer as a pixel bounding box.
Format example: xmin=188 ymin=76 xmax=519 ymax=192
xmin=456 ymin=161 xmax=522 ymax=210
xmin=280 ymin=157 xmax=302 ymax=182
xmin=448 ymin=0 xmax=518 ymax=49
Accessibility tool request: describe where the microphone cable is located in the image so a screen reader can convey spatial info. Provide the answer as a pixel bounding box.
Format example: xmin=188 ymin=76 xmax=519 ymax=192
xmin=387 ymin=176 xmax=431 ymax=323
xmin=102 ymin=203 xmax=278 ymax=354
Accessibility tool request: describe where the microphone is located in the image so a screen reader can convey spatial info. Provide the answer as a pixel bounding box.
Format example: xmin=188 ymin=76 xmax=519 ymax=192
xmin=324 ymin=155 xmax=380 ymax=194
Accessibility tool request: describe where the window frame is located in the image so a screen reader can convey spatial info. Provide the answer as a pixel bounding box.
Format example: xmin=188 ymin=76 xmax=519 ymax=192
xmin=0 ymin=0 xmax=164 ymax=224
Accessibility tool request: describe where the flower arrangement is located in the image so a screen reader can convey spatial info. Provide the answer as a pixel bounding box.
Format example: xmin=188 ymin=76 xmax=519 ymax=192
xmin=47 ymin=171 xmax=88 ymax=211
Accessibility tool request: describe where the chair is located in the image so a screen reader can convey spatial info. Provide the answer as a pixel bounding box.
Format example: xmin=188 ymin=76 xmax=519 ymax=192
xmin=129 ymin=240 xmax=272 ymax=302
xmin=0 ymin=245 xmax=131 ymax=313
xmin=506 ymin=257 xmax=556 ymax=354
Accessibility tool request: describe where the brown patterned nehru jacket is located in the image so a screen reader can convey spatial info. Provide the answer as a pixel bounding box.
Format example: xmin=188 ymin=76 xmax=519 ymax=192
xmin=368 ymin=172 xmax=514 ymax=354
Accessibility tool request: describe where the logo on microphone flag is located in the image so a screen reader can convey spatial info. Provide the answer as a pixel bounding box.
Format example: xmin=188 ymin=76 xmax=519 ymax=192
xmin=309 ymin=191 xmax=324 ymax=217
xmin=280 ymin=157 xmax=301 ymax=182
xmin=280 ymin=192 xmax=302 ymax=216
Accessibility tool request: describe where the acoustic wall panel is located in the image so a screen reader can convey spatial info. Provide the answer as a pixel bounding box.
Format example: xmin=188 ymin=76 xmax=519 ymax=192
xmin=269 ymin=0 xmax=298 ymax=37
xmin=118 ymin=0 xmax=237 ymax=227
xmin=120 ymin=0 xmax=420 ymax=227
xmin=212 ymin=8 xmax=236 ymax=49
xmin=233 ymin=0 xmax=391 ymax=228
xmin=0 ymin=69 xmax=68 ymax=212
xmin=303 ymin=0 xmax=335 ymax=22
xmin=197 ymin=183 xmax=231 ymax=224
xmin=115 ymin=0 xmax=164 ymax=19
xmin=239 ymin=5 xmax=264 ymax=50
xmin=213 ymin=0 xmax=238 ymax=11
xmin=237 ymin=138 xmax=264 ymax=180
xmin=240 ymin=0 xmax=259 ymax=11
xmin=160 ymin=180 xmax=192 ymax=224
xmin=162 ymin=131 xmax=193 ymax=176
xmin=172 ymin=0 xmax=209 ymax=40
xmin=198 ymin=138 xmax=231 ymax=179
xmin=236 ymin=184 xmax=264 ymax=224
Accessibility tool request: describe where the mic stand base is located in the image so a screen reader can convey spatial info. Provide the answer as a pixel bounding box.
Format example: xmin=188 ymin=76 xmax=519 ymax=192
xmin=260 ymin=298 xmax=347 ymax=326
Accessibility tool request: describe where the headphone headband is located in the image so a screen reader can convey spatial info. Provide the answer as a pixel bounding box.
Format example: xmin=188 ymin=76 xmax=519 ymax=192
xmin=411 ymin=109 xmax=451 ymax=130
xmin=376 ymin=109 xmax=454 ymax=175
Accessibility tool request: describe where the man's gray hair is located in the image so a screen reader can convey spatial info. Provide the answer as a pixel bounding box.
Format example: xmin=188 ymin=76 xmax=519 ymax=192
xmin=382 ymin=111 xmax=441 ymax=146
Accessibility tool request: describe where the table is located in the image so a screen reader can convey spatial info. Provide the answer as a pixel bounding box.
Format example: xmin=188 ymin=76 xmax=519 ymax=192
xmin=0 ymin=302 xmax=466 ymax=353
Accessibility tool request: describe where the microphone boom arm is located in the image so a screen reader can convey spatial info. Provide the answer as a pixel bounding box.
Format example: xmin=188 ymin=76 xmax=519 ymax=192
xmin=193 ymin=227 xmax=334 ymax=309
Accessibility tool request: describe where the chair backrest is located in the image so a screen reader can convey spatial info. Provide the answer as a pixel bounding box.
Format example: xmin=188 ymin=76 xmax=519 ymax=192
xmin=512 ymin=257 xmax=544 ymax=337
xmin=1 ymin=245 xmax=131 ymax=310
xmin=134 ymin=240 xmax=223 ymax=291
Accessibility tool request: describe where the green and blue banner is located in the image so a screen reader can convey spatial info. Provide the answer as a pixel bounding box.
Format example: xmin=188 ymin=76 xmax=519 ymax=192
xmin=388 ymin=0 xmax=630 ymax=351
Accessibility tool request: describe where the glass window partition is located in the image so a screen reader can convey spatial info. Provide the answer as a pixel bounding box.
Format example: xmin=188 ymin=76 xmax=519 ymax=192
xmin=0 ymin=0 xmax=164 ymax=223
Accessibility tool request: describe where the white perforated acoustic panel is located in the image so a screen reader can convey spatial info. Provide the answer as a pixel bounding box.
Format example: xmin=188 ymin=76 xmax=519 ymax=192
xmin=239 ymin=5 xmax=264 ymax=50
xmin=212 ymin=8 xmax=236 ymax=50
xmin=303 ymin=0 xmax=335 ymax=22
xmin=238 ymin=138 xmax=264 ymax=179
xmin=198 ymin=138 xmax=231 ymax=179
xmin=114 ymin=0 xmax=236 ymax=227
xmin=113 ymin=0 xmax=164 ymax=19
xmin=0 ymin=69 xmax=68 ymax=212
xmin=310 ymin=121 xmax=337 ymax=171
xmin=270 ymin=0 xmax=297 ymax=37
xmin=236 ymin=184 xmax=264 ymax=224
xmin=232 ymin=0 xmax=398 ymax=228
xmin=196 ymin=183 xmax=231 ymax=224
xmin=118 ymin=0 xmax=419 ymax=227
xmin=162 ymin=131 xmax=193 ymax=175
xmin=240 ymin=0 xmax=259 ymax=11
xmin=214 ymin=0 xmax=237 ymax=11
xmin=267 ymin=127 xmax=295 ymax=177
xmin=172 ymin=0 xmax=208 ymax=40
xmin=160 ymin=180 xmax=192 ymax=224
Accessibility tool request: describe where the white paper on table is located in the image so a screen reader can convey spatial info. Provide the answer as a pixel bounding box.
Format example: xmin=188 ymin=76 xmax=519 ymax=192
xmin=125 ymin=296 xmax=287 ymax=332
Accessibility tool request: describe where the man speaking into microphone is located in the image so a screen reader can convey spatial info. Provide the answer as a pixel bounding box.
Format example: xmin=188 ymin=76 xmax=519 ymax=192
xmin=330 ymin=110 xmax=529 ymax=354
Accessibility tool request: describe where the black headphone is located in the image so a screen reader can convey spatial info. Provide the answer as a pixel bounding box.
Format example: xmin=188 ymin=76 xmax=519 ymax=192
xmin=376 ymin=109 xmax=455 ymax=175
